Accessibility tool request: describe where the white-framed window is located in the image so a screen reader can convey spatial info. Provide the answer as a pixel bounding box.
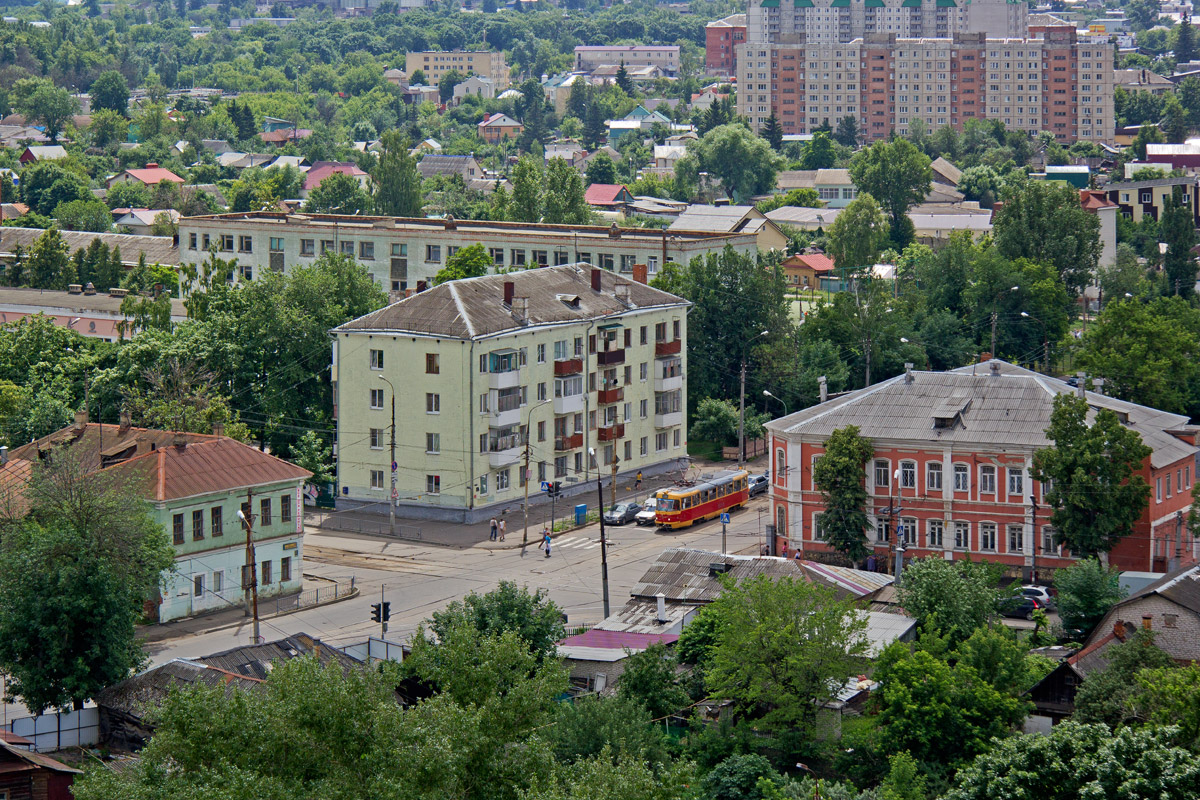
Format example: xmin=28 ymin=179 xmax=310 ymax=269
xmin=927 ymin=462 xmax=942 ymax=491
xmin=954 ymin=463 xmax=969 ymax=491
xmin=928 ymin=518 xmax=944 ymax=547
xmin=640 ymin=399 xmax=648 ymax=418
xmin=876 ymin=516 xmax=890 ymax=542
xmin=640 ymin=362 xmax=648 ymax=381
xmin=1008 ymin=467 xmax=1024 ymax=497
xmin=874 ymin=459 xmax=890 ymax=488
xmin=426 ymin=244 xmax=441 ymax=262
xmin=426 ymin=393 xmax=440 ymax=413
xmin=900 ymin=461 xmax=916 ymax=489
xmin=426 ymin=433 xmax=440 ymax=454
xmin=1007 ymin=524 xmax=1024 ymax=552
xmin=369 ymin=428 xmax=384 ymax=449
xmin=537 ymin=344 xmax=546 ymax=363
xmin=193 ymin=573 xmax=204 ymax=597
xmin=673 ymin=429 xmax=681 ymax=447
xmin=980 ymin=465 xmax=996 ymax=494
xmin=900 ymin=517 xmax=917 ymax=545
xmin=370 ymin=470 xmax=384 ymax=490
xmin=640 ymin=436 xmax=647 ymax=456
xmin=655 ymin=432 xmax=668 ymax=451
xmin=1041 ymin=526 xmax=1058 ymax=554
xmin=478 ymin=474 xmax=488 ymax=494
xmin=954 ymin=521 xmax=969 ymax=549
xmin=497 ymin=469 xmax=510 ymax=490
xmin=212 ymin=570 xmax=223 ymax=594
xmin=980 ymin=522 xmax=997 ymax=550
xmin=426 ymin=475 xmax=440 ymax=494
xmin=369 ymin=349 xmax=384 ymax=370
xmin=370 ymin=388 xmax=384 ymax=409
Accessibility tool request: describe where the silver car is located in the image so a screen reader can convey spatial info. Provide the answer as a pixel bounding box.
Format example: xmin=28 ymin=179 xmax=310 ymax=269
xmin=635 ymin=497 xmax=659 ymax=526
xmin=1020 ymin=585 xmax=1056 ymax=611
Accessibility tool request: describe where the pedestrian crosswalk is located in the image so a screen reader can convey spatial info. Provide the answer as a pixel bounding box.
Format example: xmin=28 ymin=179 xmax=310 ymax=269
xmin=553 ymin=536 xmax=604 ymax=550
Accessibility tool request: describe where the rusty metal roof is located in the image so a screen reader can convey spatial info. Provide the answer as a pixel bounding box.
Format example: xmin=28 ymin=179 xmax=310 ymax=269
xmin=335 ymin=264 xmax=689 ymax=341
xmin=629 ymin=547 xmax=809 ymax=604
xmin=96 ymin=659 xmax=264 ymax=717
xmin=200 ymin=633 xmax=361 ymax=679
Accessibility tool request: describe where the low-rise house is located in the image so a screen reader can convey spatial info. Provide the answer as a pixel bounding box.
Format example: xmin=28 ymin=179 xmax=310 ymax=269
xmin=409 ymin=138 xmax=441 ymax=156
xmin=300 ymin=162 xmax=369 ymax=198
xmin=106 ymin=163 xmax=185 ymax=189
xmin=584 ymin=183 xmax=634 ymax=210
xmin=591 ymin=63 xmax=664 ymax=83
xmin=477 ymin=113 xmax=523 ymax=144
xmin=1114 ymin=67 xmax=1176 ymax=95
xmin=18 ymin=144 xmax=68 ymax=164
xmin=11 ymin=418 xmax=311 ymax=622
xmin=1102 ymin=176 xmax=1200 ymax=226
xmin=669 ymin=204 xmax=788 ymax=251
xmin=930 ymin=156 xmax=962 ymax=187
xmin=652 ymin=144 xmax=687 ymax=173
xmin=1143 ymin=140 xmax=1200 ymax=171
xmin=781 ymin=251 xmax=835 ymax=290
xmin=114 ymin=208 xmax=181 ymax=236
xmin=453 ymin=75 xmax=495 ymax=104
xmin=259 ymin=127 xmax=313 ymax=145
xmin=0 ymin=740 xmax=79 ymax=800
xmin=543 ymin=73 xmax=588 ymax=116
xmin=384 ymin=68 xmax=407 ymax=87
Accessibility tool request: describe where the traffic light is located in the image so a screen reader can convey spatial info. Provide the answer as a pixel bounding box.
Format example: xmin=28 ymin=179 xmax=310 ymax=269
xmin=381 ymin=601 xmax=391 ymax=622
xmin=370 ymin=603 xmax=382 ymax=623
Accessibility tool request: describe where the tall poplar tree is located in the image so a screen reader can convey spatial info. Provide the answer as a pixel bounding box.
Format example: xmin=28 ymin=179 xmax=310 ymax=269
xmin=373 ymin=131 xmax=423 ymax=218
xmin=811 ymin=425 xmax=875 ymax=567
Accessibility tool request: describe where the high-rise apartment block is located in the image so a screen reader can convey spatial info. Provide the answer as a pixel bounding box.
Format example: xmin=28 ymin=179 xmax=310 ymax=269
xmin=736 ymin=0 xmax=1113 ymax=144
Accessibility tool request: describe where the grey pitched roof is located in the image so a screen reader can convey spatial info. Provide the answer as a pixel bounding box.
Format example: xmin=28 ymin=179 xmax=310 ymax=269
xmin=668 ymin=204 xmax=765 ymax=233
xmin=629 ymin=547 xmax=808 ymax=603
xmin=416 ymin=154 xmax=483 ymax=179
xmin=0 ymin=227 xmax=179 ymax=267
xmin=1111 ymin=563 xmax=1200 ymax=616
xmin=335 ymin=264 xmax=689 ymax=340
xmin=930 ymin=156 xmax=962 ymax=185
xmin=199 ymin=632 xmax=361 ymax=678
xmin=765 ymin=360 xmax=1196 ymax=470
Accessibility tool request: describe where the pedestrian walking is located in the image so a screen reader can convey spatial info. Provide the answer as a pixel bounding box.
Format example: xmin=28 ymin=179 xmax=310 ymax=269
xmin=498 ymin=518 xmax=507 ymax=542
xmin=542 ymin=529 xmax=552 ymax=558
xmin=635 ymin=470 xmax=643 ymax=490
xmin=489 ymin=516 xmax=498 ymax=541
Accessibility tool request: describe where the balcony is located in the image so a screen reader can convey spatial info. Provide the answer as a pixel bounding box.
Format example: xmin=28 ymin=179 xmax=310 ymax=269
xmin=654 ymin=411 xmax=683 ymax=429
xmin=488 ymin=442 xmax=523 ymax=468
xmin=654 ymin=374 xmax=683 ymax=393
xmin=596 ymin=348 xmax=625 ymax=366
xmin=554 ymin=392 xmax=585 ymax=415
xmin=555 ymin=432 xmax=583 ymax=451
xmin=553 ymin=357 xmax=583 ymax=376
xmin=491 ymin=399 xmax=522 ymax=428
xmin=654 ymin=339 xmax=681 ymax=357
xmin=597 ymin=423 xmax=625 ymax=442
xmin=488 ymin=369 xmax=521 ymax=390
xmin=597 ymin=386 xmax=624 ymax=404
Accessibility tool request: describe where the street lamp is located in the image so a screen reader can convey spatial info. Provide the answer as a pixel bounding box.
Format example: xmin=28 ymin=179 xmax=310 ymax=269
xmin=521 ymin=397 xmax=553 ymax=553
xmin=236 ymin=508 xmax=260 ymax=643
xmin=739 ymin=330 xmax=770 ymax=467
xmin=1020 ymin=311 xmax=1049 ymax=374
xmin=990 ymin=285 xmax=1020 ymax=358
xmin=763 ymin=389 xmax=788 ymax=417
xmin=588 ymin=447 xmax=611 ymax=619
xmin=377 ymin=375 xmax=397 ymax=537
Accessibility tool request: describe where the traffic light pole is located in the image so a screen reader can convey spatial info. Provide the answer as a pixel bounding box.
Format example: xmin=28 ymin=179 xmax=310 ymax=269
xmin=240 ymin=491 xmax=260 ymax=645
xmin=381 ymin=584 xmax=388 ymax=637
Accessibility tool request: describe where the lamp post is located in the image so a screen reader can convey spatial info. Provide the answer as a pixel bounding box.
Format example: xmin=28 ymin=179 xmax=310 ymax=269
xmin=521 ymin=397 xmax=552 ymax=554
xmin=1019 ymin=311 xmax=1049 ymax=374
xmin=378 ymin=375 xmax=397 ymax=537
xmin=763 ymin=389 xmax=788 ymax=417
xmin=990 ymin=285 xmax=1020 ymax=358
xmin=236 ymin=506 xmax=260 ymax=644
xmin=739 ymin=330 xmax=770 ymax=467
xmin=588 ymin=447 xmax=611 ymax=619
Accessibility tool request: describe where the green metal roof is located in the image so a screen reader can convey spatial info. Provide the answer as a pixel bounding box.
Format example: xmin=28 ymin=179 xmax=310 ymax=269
xmin=866 ymin=0 xmax=885 ymax=7
xmin=760 ymin=0 xmax=780 ymax=7
xmin=901 ymin=0 xmax=921 ymax=6
xmin=830 ymin=0 xmax=850 ymax=8
xmin=794 ymin=0 xmax=814 ymax=7
xmin=936 ymin=0 xmax=956 ymax=6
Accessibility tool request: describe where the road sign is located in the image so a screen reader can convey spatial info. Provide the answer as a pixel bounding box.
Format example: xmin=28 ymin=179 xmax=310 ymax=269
xmin=391 ymin=461 xmax=398 ymax=471
xmin=720 ymin=512 xmax=731 ymax=524
xmin=540 ymin=481 xmax=551 ymax=492
xmin=391 ymin=488 xmax=399 ymax=500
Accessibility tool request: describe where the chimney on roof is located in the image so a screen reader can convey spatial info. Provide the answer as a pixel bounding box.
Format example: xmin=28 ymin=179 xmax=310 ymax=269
xmin=615 ymin=282 xmax=630 ymax=304
xmin=146 ymin=162 xmax=159 ymax=168
xmin=1094 ymin=377 xmax=1105 ymax=396
xmin=904 ymin=362 xmax=914 ymax=384
xmin=83 ymin=282 xmax=96 ymax=295
xmin=73 ymin=408 xmax=88 ymax=433
xmin=1076 ymin=373 xmax=1086 ymax=398
xmin=118 ymin=409 xmax=131 ymax=435
xmin=503 ymin=279 xmax=515 ymax=306
xmin=656 ymin=592 xmax=667 ymax=624
xmin=443 ymin=214 xmax=457 ymax=231
xmin=212 ymin=422 xmax=224 ymax=438
xmin=1113 ymin=620 xmax=1128 ymax=641
xmin=416 ymin=280 xmax=427 ymax=293
xmin=818 ymin=375 xmax=828 ymax=403
xmin=1142 ymin=613 xmax=1152 ymax=630
xmin=0 ymin=446 xmax=7 ymax=466
xmin=512 ymin=296 xmax=528 ymax=320
xmin=608 ymin=222 xmax=621 ymax=239
xmin=632 ymin=263 xmax=648 ymax=284
xmin=989 ymin=360 xmax=1001 ymax=376
xmin=591 ymin=267 xmax=602 ymax=292
xmin=172 ymin=431 xmax=188 ymax=449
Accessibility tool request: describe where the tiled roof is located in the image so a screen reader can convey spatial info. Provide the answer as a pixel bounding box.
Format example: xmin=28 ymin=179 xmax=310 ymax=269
xmin=0 ymin=457 xmax=33 ymax=519
xmin=1080 ymin=189 xmax=1118 ymax=211
xmin=766 ymin=360 xmax=1196 ymax=470
xmin=784 ymin=253 xmax=836 ymax=272
xmin=259 ymin=128 xmax=312 ymax=144
xmin=479 ymin=113 xmax=520 ymax=128
xmin=629 ymin=547 xmax=809 ymax=604
xmin=335 ymin=264 xmax=689 ymax=341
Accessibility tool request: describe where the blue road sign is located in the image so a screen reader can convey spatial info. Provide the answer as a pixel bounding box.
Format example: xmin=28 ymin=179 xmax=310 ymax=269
xmin=720 ymin=512 xmax=731 ymax=524
xmin=540 ymin=481 xmax=551 ymax=492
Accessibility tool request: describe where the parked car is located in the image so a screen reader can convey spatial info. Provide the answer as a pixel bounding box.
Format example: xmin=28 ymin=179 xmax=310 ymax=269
xmin=748 ymin=474 xmax=769 ymax=497
xmin=635 ymin=497 xmax=659 ymax=526
xmin=1000 ymin=596 xmax=1045 ymax=621
xmin=1021 ymin=585 xmax=1056 ymax=611
xmin=603 ymin=501 xmax=641 ymax=525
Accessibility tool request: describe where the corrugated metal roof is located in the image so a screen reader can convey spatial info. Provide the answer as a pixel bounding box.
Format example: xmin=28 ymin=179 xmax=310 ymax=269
xmin=630 ymin=547 xmax=809 ymax=603
xmin=335 ymin=264 xmax=689 ymax=341
xmin=1112 ymin=563 xmax=1200 ymax=616
xmin=0 ymin=227 xmax=179 ymax=267
xmin=800 ymin=560 xmax=894 ymax=598
xmin=863 ymin=611 xmax=918 ymax=655
xmin=558 ymin=629 xmax=678 ymax=650
xmin=669 ymin=205 xmax=762 ymax=234
xmin=200 ymin=633 xmax=361 ymax=679
xmin=766 ymin=360 xmax=1195 ymax=469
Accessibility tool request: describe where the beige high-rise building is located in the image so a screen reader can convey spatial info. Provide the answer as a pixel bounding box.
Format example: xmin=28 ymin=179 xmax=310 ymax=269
xmin=405 ymin=50 xmax=510 ymax=89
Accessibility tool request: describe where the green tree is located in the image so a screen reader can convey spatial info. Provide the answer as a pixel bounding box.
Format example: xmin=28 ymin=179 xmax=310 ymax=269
xmin=53 ymin=198 xmax=112 ymax=232
xmin=88 ymin=108 xmax=130 ymax=149
xmin=756 ymin=188 xmax=821 ymax=214
xmin=438 ymin=68 xmax=465 ymax=102
xmin=616 ymin=644 xmax=689 ymax=720
xmin=543 ymin=158 xmax=591 ymax=225
xmin=615 ymin=62 xmax=634 ymax=96
xmin=848 ymin=137 xmax=932 ymax=248
xmin=1130 ymin=122 xmax=1165 ymax=160
xmin=546 ymin=695 xmax=668 ymax=767
xmin=957 ymin=165 xmax=1003 ymax=208
xmin=372 ymin=130 xmax=423 ymax=217
xmin=833 ymin=115 xmax=860 ymax=148
xmin=1163 ymin=94 xmax=1190 ymax=143
xmin=304 ymin=172 xmax=372 ymax=214
xmin=811 ymin=425 xmax=874 ymax=567
xmin=291 ymin=430 xmax=334 ymax=485
xmin=944 ymin=722 xmax=1200 ymax=800
xmin=704 ymin=575 xmax=869 ymax=737
xmin=674 ymin=124 xmax=780 ymax=202
xmin=104 ymin=180 xmax=150 ymax=211
xmin=687 ymin=397 xmax=767 ymax=448
xmin=25 ymin=226 xmax=70 ymax=289
xmin=1177 ymin=16 xmax=1196 ymax=62
xmin=19 ymin=161 xmax=89 ymax=216
xmin=433 ymin=242 xmax=493 ymax=285
xmin=1032 ymin=394 xmax=1152 ymax=560
xmin=1132 ymin=664 xmax=1200 ymax=749
xmin=1161 ymin=186 xmax=1197 ymax=298
xmin=993 ymin=179 xmax=1102 ymax=297
xmin=19 ymin=83 xmax=77 ymax=142
xmin=879 ymin=752 xmax=926 ymax=800
xmin=1098 ymin=242 xmax=1151 ymax=300
xmin=798 ymin=130 xmax=836 ymax=170
xmin=1074 ymin=629 xmax=1176 ymax=727
xmin=1052 ymin=557 xmax=1126 ymax=639
xmin=762 ymin=112 xmax=783 ymax=151
xmin=1127 ymin=0 xmax=1162 ymax=31
xmin=429 ymin=580 xmax=565 ymax=661
xmin=701 ymin=755 xmax=781 ymax=800
xmin=510 ymin=155 xmax=544 ymax=223
xmin=90 ymin=69 xmax=130 ymax=116
xmin=895 ymin=557 xmax=1004 ymax=645
xmin=585 ymin=153 xmax=618 ymax=186
xmin=826 ymin=192 xmax=888 ymax=273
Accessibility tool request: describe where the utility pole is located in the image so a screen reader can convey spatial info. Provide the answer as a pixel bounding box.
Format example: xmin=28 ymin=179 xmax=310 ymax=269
xmin=738 ymin=360 xmax=746 ymax=467
xmin=990 ymin=307 xmax=999 ymax=358
xmin=591 ymin=448 xmax=611 ymax=619
xmin=1173 ymin=510 xmax=1184 ymax=572
xmin=238 ymin=493 xmax=260 ymax=645
xmin=379 ymin=375 xmax=397 ymax=537
xmin=1030 ymin=493 xmax=1038 ymax=585
xmin=610 ymin=451 xmax=620 ymax=508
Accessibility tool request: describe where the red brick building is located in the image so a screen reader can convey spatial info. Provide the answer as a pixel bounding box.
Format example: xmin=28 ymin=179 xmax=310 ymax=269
xmin=764 ymin=361 xmax=1199 ymax=577
xmin=705 ymin=14 xmax=746 ymax=76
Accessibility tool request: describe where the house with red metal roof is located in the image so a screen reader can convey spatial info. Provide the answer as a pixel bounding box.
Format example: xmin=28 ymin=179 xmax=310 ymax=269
xmin=300 ymin=161 xmax=370 ymax=198
xmin=0 ymin=740 xmax=80 ymax=800
xmin=10 ymin=413 xmax=311 ymax=623
xmin=105 ymin=162 xmax=185 ymax=189
xmin=477 ymin=113 xmax=523 ymax=144
xmin=583 ymin=183 xmax=634 ymax=209
xmin=781 ymin=251 xmax=835 ymax=290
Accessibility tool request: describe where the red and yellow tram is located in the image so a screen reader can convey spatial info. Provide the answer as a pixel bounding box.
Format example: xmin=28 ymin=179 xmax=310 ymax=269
xmin=654 ymin=469 xmax=749 ymax=529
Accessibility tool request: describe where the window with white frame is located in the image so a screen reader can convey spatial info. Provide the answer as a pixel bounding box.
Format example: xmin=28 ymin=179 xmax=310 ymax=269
xmin=1156 ymin=477 xmax=1162 ymax=502
xmin=954 ymin=521 xmax=969 ymax=549
xmin=1007 ymin=524 xmax=1023 ymax=552
xmin=426 ymin=433 xmax=440 ymax=454
xmin=426 ymin=393 xmax=440 ymax=413
xmin=980 ymin=522 xmax=997 ymax=550
xmin=900 ymin=461 xmax=916 ymax=489
xmin=1041 ymin=526 xmax=1057 ymax=554
xmin=478 ymin=474 xmax=488 ymax=494
xmin=876 ymin=516 xmax=890 ymax=542
xmin=928 ymin=518 xmax=944 ymax=547
xmin=1008 ymin=467 xmax=1024 ymax=497
xmin=426 ymin=475 xmax=440 ymax=494
xmin=370 ymin=428 xmax=384 ymax=449
xmin=954 ymin=463 xmax=969 ymax=491
xmin=927 ymin=462 xmax=942 ymax=491
xmin=900 ymin=517 xmax=917 ymax=545
xmin=369 ymin=388 xmax=384 ymax=409
xmin=980 ymin=465 xmax=996 ymax=494
xmin=814 ymin=512 xmax=826 ymax=540
xmin=370 ymin=470 xmax=384 ymax=490
xmin=874 ymin=460 xmax=890 ymax=488
xmin=497 ymin=469 xmax=510 ymax=490
xmin=369 ymin=349 xmax=384 ymax=370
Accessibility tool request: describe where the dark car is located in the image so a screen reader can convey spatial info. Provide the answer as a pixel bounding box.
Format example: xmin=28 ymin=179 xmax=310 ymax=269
xmin=1000 ymin=596 xmax=1045 ymax=621
xmin=748 ymin=474 xmax=769 ymax=497
xmin=603 ymin=501 xmax=641 ymax=525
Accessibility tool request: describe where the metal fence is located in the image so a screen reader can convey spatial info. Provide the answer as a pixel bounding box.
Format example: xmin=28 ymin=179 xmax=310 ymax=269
xmin=7 ymin=707 xmax=99 ymax=752
xmin=262 ymin=577 xmax=357 ymax=617
xmin=309 ymin=512 xmax=423 ymax=540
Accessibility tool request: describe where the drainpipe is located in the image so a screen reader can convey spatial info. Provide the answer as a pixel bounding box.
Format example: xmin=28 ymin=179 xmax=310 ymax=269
xmin=468 ymin=339 xmax=476 ymax=512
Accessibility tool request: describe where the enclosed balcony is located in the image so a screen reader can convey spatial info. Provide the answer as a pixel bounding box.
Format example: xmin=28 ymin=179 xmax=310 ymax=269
xmin=555 ymin=432 xmax=583 ymax=451
xmin=486 ymin=430 xmax=523 ymax=468
xmin=597 ymin=423 xmax=625 ymax=442
xmin=654 ymin=339 xmax=682 ymax=357
xmin=553 ymin=357 xmax=583 ymax=376
xmin=596 ymin=348 xmax=625 ymax=366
